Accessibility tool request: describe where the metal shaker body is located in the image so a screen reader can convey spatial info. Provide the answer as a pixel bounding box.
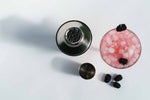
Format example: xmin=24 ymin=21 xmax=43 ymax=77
xmin=56 ymin=20 xmax=92 ymax=56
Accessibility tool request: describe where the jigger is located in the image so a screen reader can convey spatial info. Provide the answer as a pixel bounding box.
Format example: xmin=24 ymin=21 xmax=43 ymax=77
xmin=79 ymin=63 xmax=96 ymax=79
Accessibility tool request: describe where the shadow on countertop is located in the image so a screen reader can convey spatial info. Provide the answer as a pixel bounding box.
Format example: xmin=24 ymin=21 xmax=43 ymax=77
xmin=0 ymin=16 xmax=58 ymax=52
xmin=51 ymin=57 xmax=80 ymax=76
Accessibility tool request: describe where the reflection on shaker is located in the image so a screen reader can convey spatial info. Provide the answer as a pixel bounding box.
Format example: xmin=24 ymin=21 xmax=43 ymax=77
xmin=56 ymin=20 xmax=92 ymax=56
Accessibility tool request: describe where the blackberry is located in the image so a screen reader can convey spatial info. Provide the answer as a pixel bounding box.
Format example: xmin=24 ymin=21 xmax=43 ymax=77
xmin=116 ymin=24 xmax=127 ymax=32
xmin=114 ymin=74 xmax=123 ymax=81
xmin=113 ymin=82 xmax=121 ymax=88
xmin=104 ymin=74 xmax=111 ymax=83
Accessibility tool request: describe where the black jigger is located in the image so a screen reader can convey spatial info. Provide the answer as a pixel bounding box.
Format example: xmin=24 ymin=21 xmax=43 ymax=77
xmin=79 ymin=63 xmax=96 ymax=80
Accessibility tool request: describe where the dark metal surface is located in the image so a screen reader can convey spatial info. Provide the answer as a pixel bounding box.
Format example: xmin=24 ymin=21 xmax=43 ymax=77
xmin=65 ymin=27 xmax=82 ymax=45
xmin=79 ymin=63 xmax=96 ymax=79
xmin=56 ymin=20 xmax=92 ymax=56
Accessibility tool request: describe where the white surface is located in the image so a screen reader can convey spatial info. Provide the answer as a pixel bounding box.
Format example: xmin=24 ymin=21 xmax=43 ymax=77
xmin=0 ymin=0 xmax=149 ymax=100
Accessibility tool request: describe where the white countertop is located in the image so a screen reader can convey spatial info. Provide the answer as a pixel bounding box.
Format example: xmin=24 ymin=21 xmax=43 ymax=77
xmin=0 ymin=0 xmax=150 ymax=100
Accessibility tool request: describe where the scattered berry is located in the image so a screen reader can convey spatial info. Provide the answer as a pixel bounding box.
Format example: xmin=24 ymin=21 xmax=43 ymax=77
xmin=114 ymin=74 xmax=123 ymax=81
xmin=104 ymin=74 xmax=111 ymax=83
xmin=113 ymin=82 xmax=121 ymax=88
